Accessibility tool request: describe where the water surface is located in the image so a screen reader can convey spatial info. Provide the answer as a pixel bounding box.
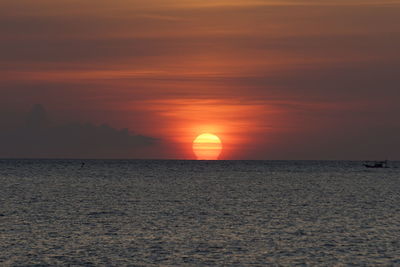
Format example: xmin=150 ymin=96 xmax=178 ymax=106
xmin=1 ymin=160 xmax=399 ymax=266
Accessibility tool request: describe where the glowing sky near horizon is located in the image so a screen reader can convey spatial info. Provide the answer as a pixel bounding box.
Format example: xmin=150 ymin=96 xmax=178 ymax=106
xmin=0 ymin=0 xmax=399 ymax=159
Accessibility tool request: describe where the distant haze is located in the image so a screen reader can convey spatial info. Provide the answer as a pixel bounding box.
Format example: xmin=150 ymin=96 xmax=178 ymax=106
xmin=1 ymin=0 xmax=399 ymax=159
xmin=0 ymin=105 xmax=156 ymax=159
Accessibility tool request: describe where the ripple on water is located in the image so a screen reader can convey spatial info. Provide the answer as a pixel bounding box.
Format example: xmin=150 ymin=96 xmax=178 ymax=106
xmin=0 ymin=160 xmax=399 ymax=266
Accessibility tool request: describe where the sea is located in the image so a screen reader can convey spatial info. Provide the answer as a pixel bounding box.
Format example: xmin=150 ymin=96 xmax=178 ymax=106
xmin=0 ymin=160 xmax=399 ymax=266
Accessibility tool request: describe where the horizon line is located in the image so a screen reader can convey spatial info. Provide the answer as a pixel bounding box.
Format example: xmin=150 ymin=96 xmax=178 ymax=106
xmin=0 ymin=158 xmax=397 ymax=162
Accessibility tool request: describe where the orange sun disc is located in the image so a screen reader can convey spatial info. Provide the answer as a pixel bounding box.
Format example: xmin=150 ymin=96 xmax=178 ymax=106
xmin=192 ymin=133 xmax=222 ymax=160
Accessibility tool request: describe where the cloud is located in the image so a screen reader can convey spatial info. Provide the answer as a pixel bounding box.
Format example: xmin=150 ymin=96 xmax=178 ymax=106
xmin=1 ymin=0 xmax=400 ymax=160
xmin=0 ymin=104 xmax=157 ymax=159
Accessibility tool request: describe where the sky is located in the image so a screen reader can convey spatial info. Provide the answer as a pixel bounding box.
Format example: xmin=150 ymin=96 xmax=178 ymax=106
xmin=0 ymin=0 xmax=399 ymax=160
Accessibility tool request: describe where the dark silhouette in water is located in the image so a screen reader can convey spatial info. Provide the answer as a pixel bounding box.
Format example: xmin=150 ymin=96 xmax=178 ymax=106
xmin=80 ymin=162 xmax=85 ymax=169
xmin=364 ymin=160 xmax=388 ymax=168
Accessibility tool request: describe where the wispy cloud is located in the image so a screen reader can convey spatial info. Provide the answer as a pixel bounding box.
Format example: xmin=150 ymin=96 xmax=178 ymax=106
xmin=1 ymin=0 xmax=399 ymax=159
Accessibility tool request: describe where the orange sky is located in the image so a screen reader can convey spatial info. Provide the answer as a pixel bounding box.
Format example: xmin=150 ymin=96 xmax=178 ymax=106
xmin=1 ymin=0 xmax=400 ymax=159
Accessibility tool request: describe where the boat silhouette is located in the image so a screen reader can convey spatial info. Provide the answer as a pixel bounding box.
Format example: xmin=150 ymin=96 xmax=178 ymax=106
xmin=364 ymin=160 xmax=388 ymax=168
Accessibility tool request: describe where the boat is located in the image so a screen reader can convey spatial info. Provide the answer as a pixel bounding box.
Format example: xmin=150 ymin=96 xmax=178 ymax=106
xmin=364 ymin=160 xmax=389 ymax=168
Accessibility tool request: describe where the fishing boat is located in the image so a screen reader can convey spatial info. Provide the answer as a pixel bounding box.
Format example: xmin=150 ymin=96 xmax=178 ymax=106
xmin=364 ymin=160 xmax=388 ymax=168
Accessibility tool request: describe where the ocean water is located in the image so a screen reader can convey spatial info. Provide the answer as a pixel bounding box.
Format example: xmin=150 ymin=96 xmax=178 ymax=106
xmin=0 ymin=160 xmax=399 ymax=266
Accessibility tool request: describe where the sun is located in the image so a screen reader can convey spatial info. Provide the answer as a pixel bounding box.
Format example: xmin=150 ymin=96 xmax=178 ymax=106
xmin=193 ymin=133 xmax=222 ymax=160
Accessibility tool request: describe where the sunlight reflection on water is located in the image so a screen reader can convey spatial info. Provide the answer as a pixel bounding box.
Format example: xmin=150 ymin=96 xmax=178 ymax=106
xmin=0 ymin=160 xmax=399 ymax=266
